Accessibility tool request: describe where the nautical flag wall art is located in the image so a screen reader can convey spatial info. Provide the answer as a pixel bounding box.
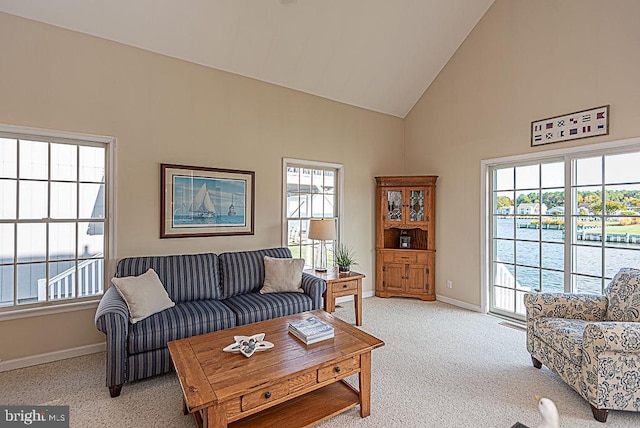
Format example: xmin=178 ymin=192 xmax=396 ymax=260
xmin=531 ymin=105 xmax=609 ymax=146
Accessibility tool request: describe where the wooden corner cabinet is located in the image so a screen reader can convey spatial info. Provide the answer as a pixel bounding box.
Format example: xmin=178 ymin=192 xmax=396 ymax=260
xmin=375 ymin=176 xmax=437 ymax=301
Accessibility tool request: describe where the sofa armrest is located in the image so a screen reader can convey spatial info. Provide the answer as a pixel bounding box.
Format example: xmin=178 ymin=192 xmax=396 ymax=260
xmin=524 ymin=292 xmax=607 ymax=321
xmin=581 ymin=322 xmax=640 ymax=409
xmin=301 ymin=272 xmax=326 ymax=310
xmin=95 ymin=287 xmax=129 ymax=388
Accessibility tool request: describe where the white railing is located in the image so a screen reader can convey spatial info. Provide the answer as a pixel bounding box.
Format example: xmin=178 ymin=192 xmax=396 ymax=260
xmin=38 ymin=255 xmax=104 ymax=301
xmin=493 ymin=262 xmax=527 ymax=315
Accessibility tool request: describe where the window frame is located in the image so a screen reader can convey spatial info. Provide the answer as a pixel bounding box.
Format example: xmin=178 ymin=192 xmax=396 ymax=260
xmin=481 ymin=137 xmax=640 ymax=318
xmin=0 ymin=124 xmax=115 ymax=321
xmin=281 ymin=158 xmax=344 ymax=268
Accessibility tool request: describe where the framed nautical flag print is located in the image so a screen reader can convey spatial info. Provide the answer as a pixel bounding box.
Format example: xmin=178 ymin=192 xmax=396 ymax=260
xmin=161 ymin=164 xmax=255 ymax=238
xmin=531 ymin=105 xmax=609 ymax=146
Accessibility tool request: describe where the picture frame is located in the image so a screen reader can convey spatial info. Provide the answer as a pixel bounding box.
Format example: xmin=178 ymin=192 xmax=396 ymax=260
xmin=160 ymin=163 xmax=255 ymax=238
xmin=531 ymin=105 xmax=609 ymax=147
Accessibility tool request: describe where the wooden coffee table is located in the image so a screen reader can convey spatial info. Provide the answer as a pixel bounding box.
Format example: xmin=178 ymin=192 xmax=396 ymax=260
xmin=168 ymin=309 xmax=384 ymax=427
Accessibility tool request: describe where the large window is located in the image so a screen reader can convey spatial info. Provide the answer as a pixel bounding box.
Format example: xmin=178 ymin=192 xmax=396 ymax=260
xmin=487 ymin=144 xmax=640 ymax=320
xmin=283 ymin=159 xmax=342 ymax=268
xmin=0 ymin=126 xmax=112 ymax=314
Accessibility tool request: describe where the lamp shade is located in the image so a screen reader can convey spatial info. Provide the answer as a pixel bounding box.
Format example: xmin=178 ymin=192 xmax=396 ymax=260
xmin=308 ymin=218 xmax=336 ymax=241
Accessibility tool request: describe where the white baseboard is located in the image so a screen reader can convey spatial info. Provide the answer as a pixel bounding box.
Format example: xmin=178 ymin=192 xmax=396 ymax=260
xmin=436 ymin=294 xmax=483 ymax=313
xmin=0 ymin=342 xmax=105 ymax=373
xmin=335 ymin=290 xmax=375 ymax=304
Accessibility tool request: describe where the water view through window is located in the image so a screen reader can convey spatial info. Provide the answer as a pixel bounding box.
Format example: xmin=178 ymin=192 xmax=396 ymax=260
xmin=491 ymin=151 xmax=640 ymax=318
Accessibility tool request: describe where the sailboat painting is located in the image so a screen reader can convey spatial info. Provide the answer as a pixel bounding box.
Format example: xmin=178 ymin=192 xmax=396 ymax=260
xmin=161 ymin=164 xmax=255 ymax=238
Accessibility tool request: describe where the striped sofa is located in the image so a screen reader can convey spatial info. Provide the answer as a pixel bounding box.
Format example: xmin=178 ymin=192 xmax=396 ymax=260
xmin=95 ymin=247 xmax=326 ymax=398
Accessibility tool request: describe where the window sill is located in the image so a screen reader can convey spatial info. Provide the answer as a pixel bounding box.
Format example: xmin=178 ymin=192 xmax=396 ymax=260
xmin=0 ymin=299 xmax=100 ymax=321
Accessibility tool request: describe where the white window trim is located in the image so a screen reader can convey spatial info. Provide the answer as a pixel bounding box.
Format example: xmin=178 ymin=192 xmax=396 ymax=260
xmin=281 ymin=157 xmax=344 ymax=251
xmin=480 ymin=136 xmax=640 ymax=315
xmin=0 ymin=123 xmax=116 ymax=321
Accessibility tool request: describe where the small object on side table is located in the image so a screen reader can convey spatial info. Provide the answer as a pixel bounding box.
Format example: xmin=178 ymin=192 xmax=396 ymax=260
xmin=304 ymin=267 xmax=364 ymax=326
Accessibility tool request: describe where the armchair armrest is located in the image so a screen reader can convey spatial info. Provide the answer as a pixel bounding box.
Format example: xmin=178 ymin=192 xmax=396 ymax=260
xmin=581 ymin=322 xmax=640 ymax=410
xmin=524 ymin=292 xmax=607 ymax=322
xmin=301 ymin=272 xmax=326 ymax=310
xmin=583 ymin=322 xmax=640 ymax=356
xmin=95 ymin=287 xmax=129 ymax=388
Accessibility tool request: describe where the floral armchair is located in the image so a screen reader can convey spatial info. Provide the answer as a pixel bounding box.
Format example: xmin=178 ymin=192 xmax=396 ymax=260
xmin=524 ymin=268 xmax=640 ymax=422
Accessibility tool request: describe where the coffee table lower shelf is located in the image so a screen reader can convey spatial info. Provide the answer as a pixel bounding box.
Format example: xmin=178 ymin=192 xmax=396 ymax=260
xmin=193 ymin=381 xmax=360 ymax=428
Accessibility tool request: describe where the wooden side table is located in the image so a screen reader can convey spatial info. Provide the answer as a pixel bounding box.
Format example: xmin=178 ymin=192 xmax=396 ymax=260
xmin=304 ymin=267 xmax=364 ymax=326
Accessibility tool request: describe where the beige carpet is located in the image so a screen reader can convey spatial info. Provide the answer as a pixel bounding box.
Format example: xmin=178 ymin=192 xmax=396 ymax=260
xmin=2 ymin=297 xmax=640 ymax=427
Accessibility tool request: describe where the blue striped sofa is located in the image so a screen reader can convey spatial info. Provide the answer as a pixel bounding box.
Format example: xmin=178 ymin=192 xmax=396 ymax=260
xmin=95 ymin=247 xmax=326 ymax=397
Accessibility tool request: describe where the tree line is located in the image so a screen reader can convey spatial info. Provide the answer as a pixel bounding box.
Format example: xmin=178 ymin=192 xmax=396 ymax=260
xmin=497 ymin=190 xmax=640 ymax=215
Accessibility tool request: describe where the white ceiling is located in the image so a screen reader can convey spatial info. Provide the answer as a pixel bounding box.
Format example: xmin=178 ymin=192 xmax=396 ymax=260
xmin=0 ymin=0 xmax=494 ymax=118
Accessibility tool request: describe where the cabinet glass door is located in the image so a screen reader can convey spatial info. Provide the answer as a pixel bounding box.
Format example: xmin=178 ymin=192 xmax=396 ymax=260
xmin=386 ymin=190 xmax=403 ymax=222
xmin=409 ymin=190 xmax=425 ymax=222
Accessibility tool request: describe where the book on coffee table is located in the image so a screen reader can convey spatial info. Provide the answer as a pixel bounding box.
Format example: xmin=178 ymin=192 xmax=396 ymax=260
xmin=288 ymin=316 xmax=334 ymax=344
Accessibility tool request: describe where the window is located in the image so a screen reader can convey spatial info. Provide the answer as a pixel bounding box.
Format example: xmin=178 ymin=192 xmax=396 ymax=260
xmin=283 ymin=159 xmax=343 ymax=268
xmin=485 ymin=141 xmax=640 ymax=320
xmin=0 ymin=126 xmax=113 ymax=314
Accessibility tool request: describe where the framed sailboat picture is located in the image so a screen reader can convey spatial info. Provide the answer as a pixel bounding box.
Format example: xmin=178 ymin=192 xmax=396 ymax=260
xmin=161 ymin=164 xmax=255 ymax=238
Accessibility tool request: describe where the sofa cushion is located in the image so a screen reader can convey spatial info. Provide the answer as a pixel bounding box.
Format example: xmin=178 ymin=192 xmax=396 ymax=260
xmin=260 ymin=256 xmax=305 ymax=294
xmin=605 ymin=268 xmax=640 ymax=322
xmin=534 ymin=317 xmax=589 ymax=366
xmin=219 ymin=248 xmax=292 ymax=298
xmin=111 ymin=268 xmax=175 ymax=324
xmin=116 ymin=253 xmax=222 ymax=302
xmin=222 ymin=292 xmax=313 ymax=325
xmin=128 ymin=300 xmax=236 ymax=354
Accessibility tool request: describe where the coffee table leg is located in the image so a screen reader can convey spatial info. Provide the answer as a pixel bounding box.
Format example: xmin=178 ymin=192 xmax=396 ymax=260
xmin=202 ymin=402 xmax=227 ymax=428
xmin=359 ymin=351 xmax=372 ymax=418
xmin=183 ymin=398 xmax=189 ymax=415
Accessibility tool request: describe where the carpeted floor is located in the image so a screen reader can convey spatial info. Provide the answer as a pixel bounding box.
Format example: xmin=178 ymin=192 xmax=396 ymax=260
xmin=2 ymin=297 xmax=640 ymax=427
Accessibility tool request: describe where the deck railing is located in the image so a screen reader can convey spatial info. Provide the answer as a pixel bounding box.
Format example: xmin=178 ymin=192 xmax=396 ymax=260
xmin=37 ymin=255 xmax=104 ymax=301
xmin=493 ymin=262 xmax=527 ymax=315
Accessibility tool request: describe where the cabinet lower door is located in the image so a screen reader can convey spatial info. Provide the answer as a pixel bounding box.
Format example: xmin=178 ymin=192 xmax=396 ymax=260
xmin=382 ymin=263 xmax=405 ymax=292
xmin=406 ymin=264 xmax=428 ymax=294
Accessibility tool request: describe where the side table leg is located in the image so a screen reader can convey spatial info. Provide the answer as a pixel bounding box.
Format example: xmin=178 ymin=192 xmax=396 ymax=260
xmin=324 ymin=288 xmax=335 ymax=313
xmin=359 ymin=351 xmax=372 ymax=418
xmin=355 ymin=282 xmax=362 ymax=326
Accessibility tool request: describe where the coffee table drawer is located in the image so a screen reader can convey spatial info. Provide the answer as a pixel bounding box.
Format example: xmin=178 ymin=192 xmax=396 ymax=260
xmin=317 ymin=356 xmax=360 ymax=383
xmin=242 ymin=381 xmax=289 ymax=411
xmin=240 ymin=372 xmax=316 ymax=412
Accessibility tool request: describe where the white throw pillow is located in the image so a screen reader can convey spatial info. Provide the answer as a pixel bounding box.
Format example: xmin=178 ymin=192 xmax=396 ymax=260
xmin=111 ymin=268 xmax=175 ymax=324
xmin=260 ymin=256 xmax=305 ymax=294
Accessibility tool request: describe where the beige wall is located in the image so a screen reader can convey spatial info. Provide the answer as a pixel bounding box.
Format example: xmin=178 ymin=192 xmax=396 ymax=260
xmin=0 ymin=13 xmax=404 ymax=361
xmin=405 ymin=0 xmax=640 ymax=307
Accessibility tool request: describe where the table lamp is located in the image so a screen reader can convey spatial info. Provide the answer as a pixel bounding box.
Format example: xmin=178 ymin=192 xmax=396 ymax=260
xmin=308 ymin=218 xmax=336 ymax=272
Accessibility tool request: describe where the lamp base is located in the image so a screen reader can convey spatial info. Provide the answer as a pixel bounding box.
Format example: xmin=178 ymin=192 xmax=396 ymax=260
xmin=314 ymin=267 xmax=328 ymax=272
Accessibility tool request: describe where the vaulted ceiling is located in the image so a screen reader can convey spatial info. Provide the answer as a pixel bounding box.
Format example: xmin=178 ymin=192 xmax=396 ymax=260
xmin=0 ymin=0 xmax=494 ymax=118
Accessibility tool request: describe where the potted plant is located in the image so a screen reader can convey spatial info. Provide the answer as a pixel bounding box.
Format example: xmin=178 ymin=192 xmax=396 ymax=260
xmin=335 ymin=244 xmax=358 ymax=274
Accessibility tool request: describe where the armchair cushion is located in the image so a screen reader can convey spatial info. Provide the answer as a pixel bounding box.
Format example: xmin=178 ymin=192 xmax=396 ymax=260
xmin=605 ymin=268 xmax=640 ymax=322
xmin=534 ymin=318 xmax=590 ymax=366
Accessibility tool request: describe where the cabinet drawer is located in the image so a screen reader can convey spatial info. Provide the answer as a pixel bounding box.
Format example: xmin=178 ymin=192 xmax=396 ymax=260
xmin=241 ymin=380 xmax=289 ymax=411
xmin=317 ymin=356 xmax=360 ymax=383
xmin=384 ymin=252 xmax=417 ymax=264
xmin=331 ymin=279 xmax=358 ymax=293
